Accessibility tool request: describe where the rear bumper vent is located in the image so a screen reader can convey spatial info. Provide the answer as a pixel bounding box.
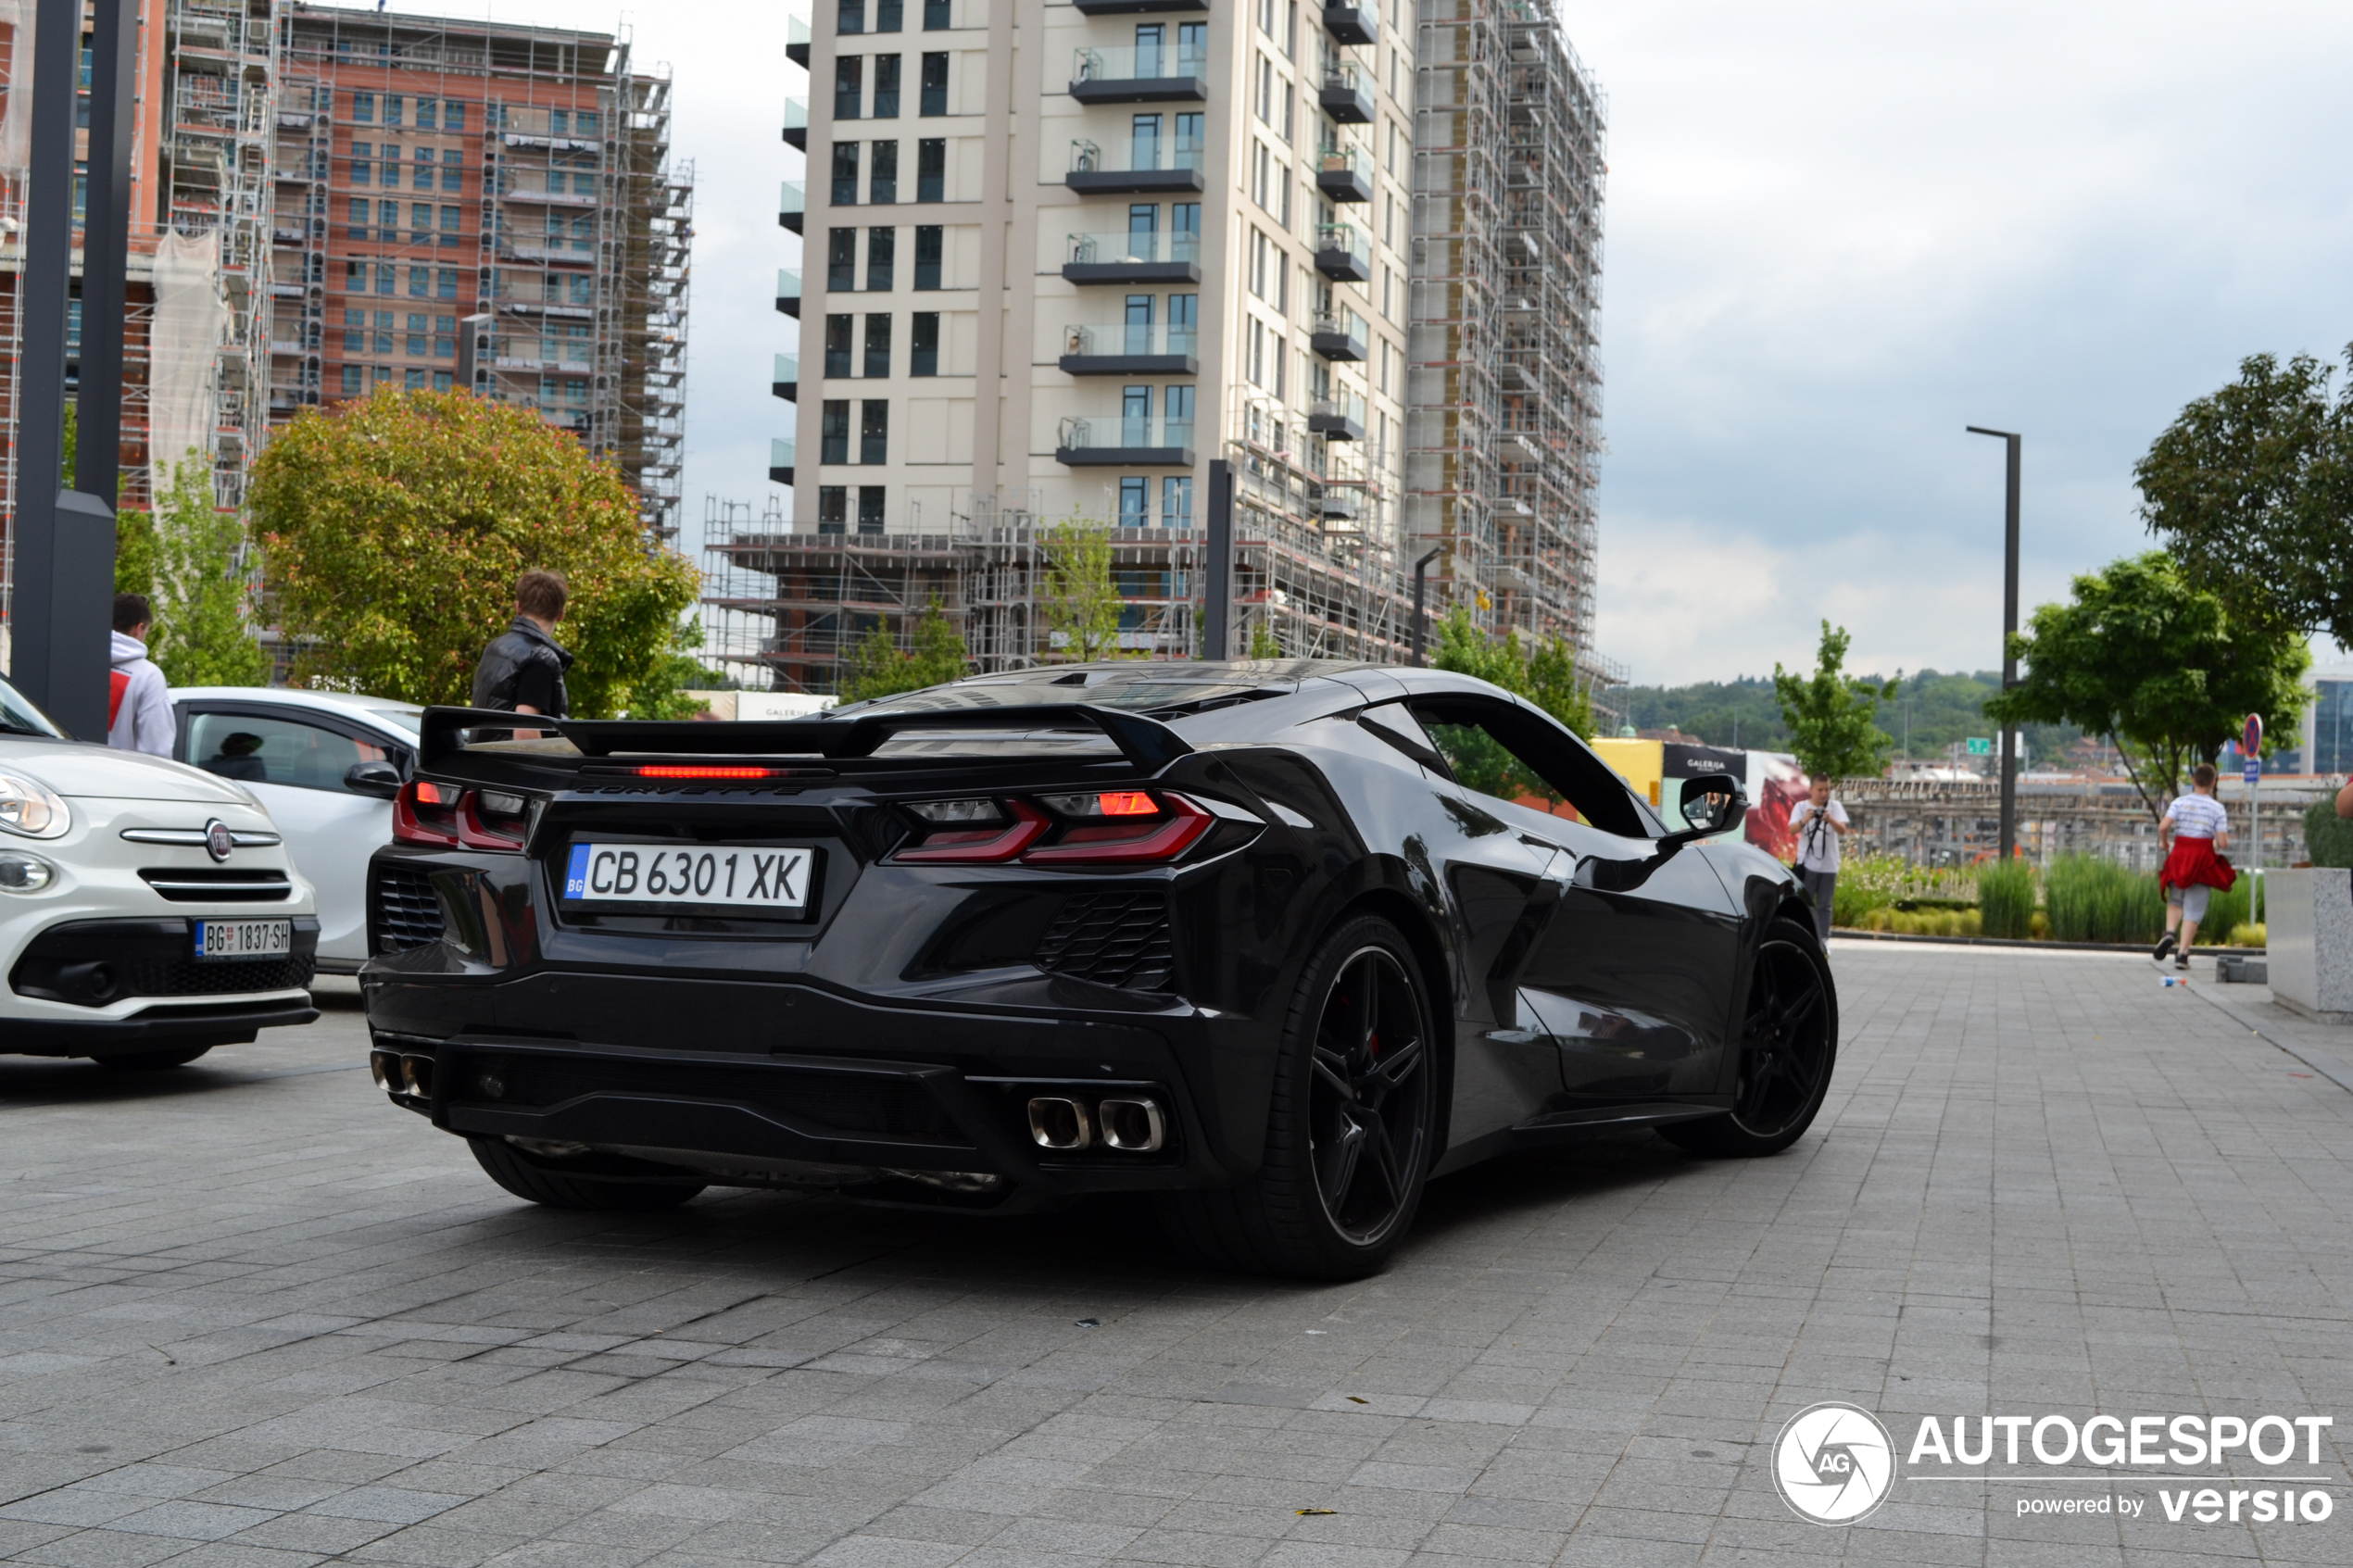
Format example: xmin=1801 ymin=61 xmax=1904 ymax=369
xmin=1034 ymin=892 xmax=1174 ymax=989
xmin=140 ymin=869 xmax=293 ymax=903
xmin=371 ymin=864 xmax=447 ymax=952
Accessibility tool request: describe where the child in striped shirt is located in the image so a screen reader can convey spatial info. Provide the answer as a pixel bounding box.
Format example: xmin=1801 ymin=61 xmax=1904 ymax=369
xmin=2154 ymin=763 xmax=2233 ymax=969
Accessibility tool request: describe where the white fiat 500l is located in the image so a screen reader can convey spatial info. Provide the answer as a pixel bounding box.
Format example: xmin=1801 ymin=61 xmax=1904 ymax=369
xmin=0 ymin=676 xmax=320 ymax=1069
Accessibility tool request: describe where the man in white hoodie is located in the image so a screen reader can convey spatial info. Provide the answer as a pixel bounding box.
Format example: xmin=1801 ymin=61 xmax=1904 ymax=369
xmin=108 ymin=593 xmax=175 ymax=757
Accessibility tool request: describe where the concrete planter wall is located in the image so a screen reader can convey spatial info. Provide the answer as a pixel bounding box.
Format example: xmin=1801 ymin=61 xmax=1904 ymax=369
xmin=2263 ymin=868 xmax=2353 ymax=1023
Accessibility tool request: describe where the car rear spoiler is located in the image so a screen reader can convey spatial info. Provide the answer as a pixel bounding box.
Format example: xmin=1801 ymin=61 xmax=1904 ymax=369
xmin=417 ymin=703 xmax=1194 ymax=776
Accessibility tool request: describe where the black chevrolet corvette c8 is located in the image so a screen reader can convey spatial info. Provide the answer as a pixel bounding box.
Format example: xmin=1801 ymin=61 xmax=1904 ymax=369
xmin=360 ymin=659 xmax=1837 ymax=1279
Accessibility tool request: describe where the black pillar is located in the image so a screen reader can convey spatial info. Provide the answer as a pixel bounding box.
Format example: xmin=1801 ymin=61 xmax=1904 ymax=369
xmin=1202 ymin=458 xmax=1232 ymax=661
xmin=1410 ymin=546 xmax=1441 ymax=666
xmin=1967 ymin=425 xmax=2022 ymax=862
xmin=78 ymin=0 xmax=137 ymax=504
xmin=16 ymin=0 xmax=121 ymax=738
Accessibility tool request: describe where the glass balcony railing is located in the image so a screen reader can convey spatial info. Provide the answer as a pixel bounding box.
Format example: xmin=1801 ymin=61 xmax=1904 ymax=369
xmin=1310 ymin=393 xmax=1365 ymax=433
xmin=786 ymin=12 xmax=812 ymax=63
xmin=1317 ymin=144 xmax=1373 ymax=190
xmin=1062 ymin=320 xmax=1201 ymax=359
xmin=1312 ymin=308 xmax=1367 ymax=357
xmin=1072 ymin=44 xmax=1207 ymax=84
xmin=1058 ymin=414 xmax=1195 ymax=455
xmin=770 ymin=436 xmax=797 ymax=478
xmin=778 ymin=180 xmax=805 ymax=231
xmin=774 ymin=352 xmax=799 ymax=394
xmin=1315 ymin=220 xmax=1371 ymax=275
xmin=1069 ymin=138 xmax=1206 ymax=177
xmin=1065 ymin=230 xmax=1202 ymax=268
xmin=776 ymin=268 xmax=801 ymax=316
xmin=784 ymin=96 xmax=808 ymax=144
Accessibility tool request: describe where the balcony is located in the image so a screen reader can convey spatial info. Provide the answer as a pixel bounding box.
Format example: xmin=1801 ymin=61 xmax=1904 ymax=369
xmin=1318 ymin=64 xmax=1374 ymax=123
xmin=1314 ymin=221 xmax=1370 ymax=281
xmin=787 ymin=12 xmax=812 ymax=67
xmin=771 ymin=436 xmax=796 ymax=485
xmin=1070 ymin=43 xmax=1208 ymax=103
xmin=1310 ymin=308 xmax=1366 ymax=361
xmin=1060 ymin=320 xmax=1199 ymax=376
xmin=778 ymin=179 xmax=804 ymax=234
xmin=776 ymin=268 xmax=801 ymax=317
xmin=1309 ymin=393 xmax=1365 ymax=441
xmin=773 ymin=353 xmax=799 ymax=402
xmin=1323 ymin=0 xmax=1377 ymax=44
xmin=783 ymin=96 xmax=808 ymax=150
xmin=1073 ymin=0 xmax=1205 ymax=13
xmin=1315 ymin=144 xmax=1373 ymax=202
xmin=1313 ymin=484 xmax=1360 ymax=520
xmin=1063 ymin=229 xmax=1202 ymax=284
xmin=1067 ymin=138 xmax=1205 ymax=194
xmin=1055 ymin=414 xmax=1194 ymax=468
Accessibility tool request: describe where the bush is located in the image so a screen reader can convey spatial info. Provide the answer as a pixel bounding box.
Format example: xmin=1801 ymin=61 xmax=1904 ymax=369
xmin=2199 ymin=878 xmax=2251 ymax=941
xmin=2304 ymin=798 xmax=2353 ymax=869
xmin=1856 ymin=906 xmax=1984 ymax=937
xmin=2045 ymin=855 xmax=2167 ymax=944
xmin=2226 ymin=922 xmax=2267 ymax=947
xmin=1978 ymin=860 xmax=2036 ymax=939
xmin=1831 ymin=853 xmax=1978 ymax=927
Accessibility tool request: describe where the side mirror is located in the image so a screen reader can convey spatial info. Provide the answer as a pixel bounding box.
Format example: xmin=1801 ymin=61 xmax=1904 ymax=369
xmin=345 ymin=760 xmax=402 ymax=800
xmin=1678 ymin=773 xmax=1746 ymax=836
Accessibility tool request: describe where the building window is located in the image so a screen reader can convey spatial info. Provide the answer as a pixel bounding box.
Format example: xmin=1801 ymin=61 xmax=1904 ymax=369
xmin=341 ymin=365 xmax=363 ymax=395
xmin=443 ymin=148 xmax=463 ymax=191
xmin=353 ymin=90 xmax=374 ymax=122
xmin=861 ymin=400 xmax=890 ymax=464
xmin=876 ymin=0 xmax=903 ymax=30
xmin=828 ymin=227 xmax=858 ymax=291
xmin=874 ymin=54 xmax=902 ymax=116
xmin=911 ymin=312 xmax=939 ymax=375
xmin=1163 ymin=474 xmax=1193 ymax=526
xmin=1169 ymin=295 xmax=1197 ymax=354
xmin=920 ymin=52 xmax=949 ymax=115
xmin=867 ymin=225 xmax=896 ymax=290
xmin=417 ymin=97 xmax=438 ymax=130
xmin=408 ymin=265 xmax=428 ymax=297
xmin=1251 ymin=229 xmax=1268 ymax=298
xmin=863 ymin=313 xmax=892 ymax=377
xmin=924 ymin=0 xmax=950 ymax=27
xmin=831 ymin=142 xmax=861 ymax=206
xmin=839 ymin=0 xmax=865 ymax=33
xmin=440 ymin=205 xmax=460 ymax=236
xmin=404 ymin=201 xmax=424 ymax=235
xmin=1252 ymin=143 xmax=1270 ymax=210
xmin=434 ymin=370 xmax=453 ymax=392
xmin=372 ymin=311 xmax=395 ymax=353
xmin=1123 ymin=383 xmax=1151 ymax=445
xmin=858 ymin=485 xmax=887 ymax=532
xmin=352 ymin=143 xmax=371 ymax=183
xmin=439 ymin=267 xmax=459 ymax=300
xmin=434 ymin=316 xmax=456 ymax=358
xmin=376 ymin=261 xmax=396 ymax=294
xmin=914 ymin=225 xmax=943 ymax=288
xmin=836 ymin=56 xmax=863 ymax=119
xmin=822 ymin=401 xmax=852 ymax=464
xmin=825 ymin=314 xmax=854 ymax=377
xmin=1256 ymin=54 xmax=1273 ymax=124
xmin=343 ymin=307 xmax=366 ymax=352
xmin=386 ymin=94 xmax=406 ymax=128
xmin=405 ymin=368 xmax=426 ymax=389
xmin=1119 ymin=476 xmax=1148 ymax=527
xmin=347 ymin=196 xmax=368 ymax=238
xmin=413 ymin=150 xmax=434 ymax=189
xmin=870 ymin=141 xmax=899 ymax=204
xmin=407 ymin=313 xmax=428 ymax=356
xmin=820 ymin=485 xmax=849 ymax=533
xmin=916 ymin=139 xmax=946 ymax=202
xmin=1249 ymin=319 xmax=1264 ymax=385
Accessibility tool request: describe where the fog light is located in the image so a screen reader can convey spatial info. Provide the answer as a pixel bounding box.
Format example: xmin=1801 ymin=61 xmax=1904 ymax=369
xmin=477 ymin=1070 xmax=505 ymax=1099
xmin=1027 ymin=1096 xmax=1090 ymax=1150
xmin=1099 ymin=1098 xmax=1165 ymax=1152
xmin=400 ymin=1054 xmax=434 ymax=1098
xmin=0 ymin=851 xmax=54 ymax=892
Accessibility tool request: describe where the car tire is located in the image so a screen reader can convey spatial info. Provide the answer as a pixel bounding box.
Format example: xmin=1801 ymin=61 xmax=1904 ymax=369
xmin=1660 ymin=918 xmax=1837 ymax=1158
xmin=95 ymin=1045 xmax=212 ymax=1071
xmin=1157 ymin=913 xmax=1437 ymax=1281
xmin=467 ymin=1136 xmax=706 ymax=1211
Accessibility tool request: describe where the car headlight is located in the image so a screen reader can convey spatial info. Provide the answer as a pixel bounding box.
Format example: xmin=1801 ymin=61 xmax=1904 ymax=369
xmin=0 ymin=770 xmax=68 ymax=839
xmin=0 ymin=851 xmax=55 ymax=891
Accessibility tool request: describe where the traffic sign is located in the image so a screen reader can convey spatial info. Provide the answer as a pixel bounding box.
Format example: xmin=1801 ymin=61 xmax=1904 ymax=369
xmin=2245 ymin=712 xmax=2264 ymax=757
xmin=2245 ymin=759 xmax=2261 ymax=784
xmin=1965 ymin=737 xmax=1993 ymax=756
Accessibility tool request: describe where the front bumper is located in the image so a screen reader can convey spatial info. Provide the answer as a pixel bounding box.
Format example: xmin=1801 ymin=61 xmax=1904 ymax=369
xmin=366 ymin=967 xmax=1233 ymax=1206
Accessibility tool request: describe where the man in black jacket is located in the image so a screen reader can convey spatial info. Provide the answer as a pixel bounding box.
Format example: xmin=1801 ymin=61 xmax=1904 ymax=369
xmin=471 ymin=571 xmax=574 ymax=720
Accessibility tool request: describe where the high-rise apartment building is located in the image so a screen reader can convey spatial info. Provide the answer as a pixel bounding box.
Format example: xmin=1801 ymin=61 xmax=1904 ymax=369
xmin=724 ymin=0 xmax=1604 ymax=692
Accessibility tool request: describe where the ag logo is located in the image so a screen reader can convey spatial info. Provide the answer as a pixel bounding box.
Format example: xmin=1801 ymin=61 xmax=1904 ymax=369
xmin=1772 ymin=1402 xmax=1895 ymax=1524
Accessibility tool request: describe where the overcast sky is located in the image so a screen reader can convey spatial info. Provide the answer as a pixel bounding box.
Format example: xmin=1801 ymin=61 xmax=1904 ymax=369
xmin=347 ymin=1 xmax=2353 ymax=686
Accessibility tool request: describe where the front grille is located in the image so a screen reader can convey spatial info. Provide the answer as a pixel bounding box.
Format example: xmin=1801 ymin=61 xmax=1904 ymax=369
xmin=372 ymin=864 xmax=446 ymax=952
xmin=1033 ymin=892 xmax=1174 ymax=990
xmin=120 ymin=953 xmax=317 ymax=997
xmin=139 ymin=868 xmax=293 ymax=903
xmin=469 ymin=1054 xmax=963 ymax=1143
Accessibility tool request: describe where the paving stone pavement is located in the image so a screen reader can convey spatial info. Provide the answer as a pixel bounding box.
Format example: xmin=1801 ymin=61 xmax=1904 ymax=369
xmin=0 ymin=947 xmax=2349 ymax=1567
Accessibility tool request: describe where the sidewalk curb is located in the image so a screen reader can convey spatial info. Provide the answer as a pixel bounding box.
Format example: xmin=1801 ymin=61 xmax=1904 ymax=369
xmin=1831 ymin=928 xmax=2266 ymax=958
xmin=2190 ymin=985 xmax=2353 ymax=1097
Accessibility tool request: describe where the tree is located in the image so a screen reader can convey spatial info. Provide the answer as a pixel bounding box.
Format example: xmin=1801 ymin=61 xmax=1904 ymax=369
xmin=1983 ymin=551 xmax=2309 ymax=822
xmin=621 ymin=619 xmax=719 ymax=720
xmin=1430 ymin=604 xmax=1597 ymax=739
xmin=1042 ymin=518 xmax=1123 ymax=661
xmin=249 ymin=387 xmax=698 ymax=715
xmin=841 ymin=599 xmax=968 ymax=702
xmin=1246 ymin=619 xmax=1281 ymax=659
xmin=2135 ymin=348 xmax=2347 ymax=640
xmin=1772 ymin=621 xmax=1896 ymax=780
xmin=148 ymin=453 xmax=268 ymax=687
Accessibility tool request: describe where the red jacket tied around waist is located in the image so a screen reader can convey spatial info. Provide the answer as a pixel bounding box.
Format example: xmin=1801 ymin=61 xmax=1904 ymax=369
xmin=2161 ymin=835 xmax=2236 ymax=894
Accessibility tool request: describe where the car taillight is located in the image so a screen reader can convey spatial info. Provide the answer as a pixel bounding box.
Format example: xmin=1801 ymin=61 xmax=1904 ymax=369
xmin=893 ymin=792 xmax=1214 ymax=865
xmin=395 ymin=781 xmax=530 ymax=853
xmin=894 ymin=799 xmax=1050 ymax=862
xmin=393 ymin=780 xmax=462 ymax=847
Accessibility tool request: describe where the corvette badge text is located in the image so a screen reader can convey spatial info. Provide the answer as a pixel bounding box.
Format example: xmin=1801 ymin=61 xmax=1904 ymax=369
xmin=1771 ymin=1404 xmax=2337 ymax=1527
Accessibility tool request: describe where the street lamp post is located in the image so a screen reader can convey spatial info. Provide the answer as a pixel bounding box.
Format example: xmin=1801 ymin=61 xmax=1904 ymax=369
xmin=1409 ymin=546 xmax=1441 ymax=667
xmin=1966 ymin=425 xmax=2022 ymax=863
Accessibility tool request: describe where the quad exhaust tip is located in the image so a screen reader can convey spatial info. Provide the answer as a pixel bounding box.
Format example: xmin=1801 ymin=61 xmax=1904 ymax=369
xmin=371 ymin=1048 xmax=434 ymax=1100
xmin=1026 ymin=1094 xmax=1165 ymax=1154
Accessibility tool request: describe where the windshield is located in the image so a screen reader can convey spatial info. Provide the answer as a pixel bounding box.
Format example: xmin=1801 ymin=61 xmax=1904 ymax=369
xmin=0 ymin=672 xmax=68 ymax=739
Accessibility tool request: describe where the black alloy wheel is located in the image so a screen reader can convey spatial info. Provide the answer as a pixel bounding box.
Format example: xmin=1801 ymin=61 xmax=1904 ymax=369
xmin=1307 ymin=945 xmax=1431 ymax=1246
xmin=1661 ymin=918 xmax=1836 ymax=1157
xmin=1156 ymin=913 xmax=1437 ymax=1279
